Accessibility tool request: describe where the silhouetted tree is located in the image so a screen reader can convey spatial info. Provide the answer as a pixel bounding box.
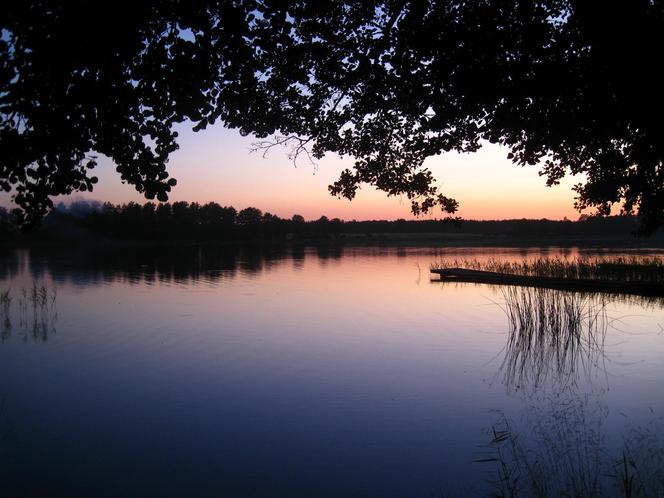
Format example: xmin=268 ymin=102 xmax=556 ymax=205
xmin=156 ymin=202 xmax=172 ymax=227
xmin=220 ymin=206 xmax=237 ymax=226
xmin=6 ymin=198 xmax=654 ymax=241
xmin=199 ymin=202 xmax=224 ymax=225
xmin=3 ymin=2 xmax=664 ymax=232
xmin=236 ymin=207 xmax=263 ymax=226
xmin=143 ymin=202 xmax=156 ymax=218
xmin=261 ymin=212 xmax=284 ymax=239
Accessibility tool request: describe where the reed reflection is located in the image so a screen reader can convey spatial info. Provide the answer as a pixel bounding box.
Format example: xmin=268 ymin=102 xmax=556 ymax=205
xmin=499 ymin=286 xmax=608 ymax=392
xmin=481 ymin=284 xmax=664 ymax=497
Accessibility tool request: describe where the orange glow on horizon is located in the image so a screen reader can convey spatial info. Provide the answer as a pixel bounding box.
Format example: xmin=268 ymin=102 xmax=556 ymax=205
xmin=1 ymin=124 xmax=590 ymax=222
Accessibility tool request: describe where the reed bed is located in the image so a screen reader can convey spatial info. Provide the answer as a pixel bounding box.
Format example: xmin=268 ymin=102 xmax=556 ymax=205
xmin=0 ymin=289 xmax=10 ymax=314
xmin=1 ymin=281 xmax=57 ymax=341
xmin=432 ymin=256 xmax=664 ymax=284
xmin=477 ymin=280 xmax=664 ymax=497
xmin=481 ymin=399 xmax=664 ymax=498
xmin=499 ymin=286 xmax=608 ymax=390
xmin=1 ymin=289 xmax=11 ymax=338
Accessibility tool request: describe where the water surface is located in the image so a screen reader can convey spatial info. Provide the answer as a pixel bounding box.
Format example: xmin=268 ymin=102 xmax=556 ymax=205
xmin=1 ymin=245 xmax=663 ymax=497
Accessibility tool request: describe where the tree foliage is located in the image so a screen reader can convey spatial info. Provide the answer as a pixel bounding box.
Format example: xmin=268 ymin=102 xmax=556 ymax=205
xmin=2 ymin=1 xmax=664 ymax=231
xmin=4 ymin=200 xmax=643 ymax=243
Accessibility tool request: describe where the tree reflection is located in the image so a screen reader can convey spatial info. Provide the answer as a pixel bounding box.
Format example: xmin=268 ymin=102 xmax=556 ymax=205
xmin=1 ymin=244 xmax=346 ymax=288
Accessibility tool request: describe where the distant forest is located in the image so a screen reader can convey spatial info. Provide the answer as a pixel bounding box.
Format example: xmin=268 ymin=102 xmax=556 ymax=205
xmin=0 ymin=200 xmax=661 ymax=243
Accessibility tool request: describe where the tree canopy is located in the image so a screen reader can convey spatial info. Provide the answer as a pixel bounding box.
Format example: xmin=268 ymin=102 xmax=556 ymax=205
xmin=2 ymin=1 xmax=664 ymax=231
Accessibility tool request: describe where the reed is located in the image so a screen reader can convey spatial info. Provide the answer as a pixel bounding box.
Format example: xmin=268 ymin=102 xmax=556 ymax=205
xmin=480 ymin=406 xmax=664 ymax=498
xmin=0 ymin=289 xmax=11 ymax=338
xmin=0 ymin=289 xmax=10 ymax=313
xmin=476 ymin=283 xmax=663 ymax=498
xmin=431 ymin=256 xmax=664 ymax=284
xmin=499 ymin=286 xmax=607 ymax=390
xmin=4 ymin=281 xmax=58 ymax=341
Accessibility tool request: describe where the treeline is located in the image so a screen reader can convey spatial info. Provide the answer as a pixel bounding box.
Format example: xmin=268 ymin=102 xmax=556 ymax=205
xmin=346 ymin=215 xmax=648 ymax=238
xmin=38 ymin=201 xmax=341 ymax=241
xmin=0 ymin=200 xmax=661 ymax=242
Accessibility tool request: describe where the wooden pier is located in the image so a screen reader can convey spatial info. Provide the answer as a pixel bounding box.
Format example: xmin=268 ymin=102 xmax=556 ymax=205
xmin=430 ymin=267 xmax=664 ymax=297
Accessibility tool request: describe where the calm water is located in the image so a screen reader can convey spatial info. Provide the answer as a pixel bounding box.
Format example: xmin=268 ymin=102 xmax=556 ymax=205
xmin=1 ymin=245 xmax=663 ymax=497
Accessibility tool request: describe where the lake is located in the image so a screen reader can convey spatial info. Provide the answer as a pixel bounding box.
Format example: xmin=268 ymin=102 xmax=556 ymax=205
xmin=1 ymin=245 xmax=663 ymax=497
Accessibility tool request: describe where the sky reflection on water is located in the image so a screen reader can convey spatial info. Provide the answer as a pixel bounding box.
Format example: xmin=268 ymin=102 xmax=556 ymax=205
xmin=1 ymin=245 xmax=663 ymax=497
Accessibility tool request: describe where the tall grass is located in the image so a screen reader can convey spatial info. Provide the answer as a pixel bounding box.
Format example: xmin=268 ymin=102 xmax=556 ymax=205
xmin=0 ymin=289 xmax=11 ymax=340
xmin=477 ymin=280 xmax=663 ymax=497
xmin=499 ymin=286 xmax=607 ymax=390
xmin=479 ymin=399 xmax=664 ymax=498
xmin=432 ymin=257 xmax=664 ymax=284
xmin=2 ymin=281 xmax=57 ymax=341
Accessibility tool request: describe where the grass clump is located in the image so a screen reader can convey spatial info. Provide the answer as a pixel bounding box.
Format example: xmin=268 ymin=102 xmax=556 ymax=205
xmin=1 ymin=289 xmax=11 ymax=339
xmin=2 ymin=281 xmax=57 ymax=342
xmin=479 ymin=400 xmax=664 ymax=498
xmin=499 ymin=286 xmax=607 ymax=391
xmin=432 ymin=257 xmax=664 ymax=284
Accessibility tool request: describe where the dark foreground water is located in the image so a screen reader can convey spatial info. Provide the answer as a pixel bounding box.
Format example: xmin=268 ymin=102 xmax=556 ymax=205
xmin=1 ymin=245 xmax=663 ymax=497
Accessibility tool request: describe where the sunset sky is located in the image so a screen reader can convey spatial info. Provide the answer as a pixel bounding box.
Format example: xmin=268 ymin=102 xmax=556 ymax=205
xmin=2 ymin=122 xmax=587 ymax=221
